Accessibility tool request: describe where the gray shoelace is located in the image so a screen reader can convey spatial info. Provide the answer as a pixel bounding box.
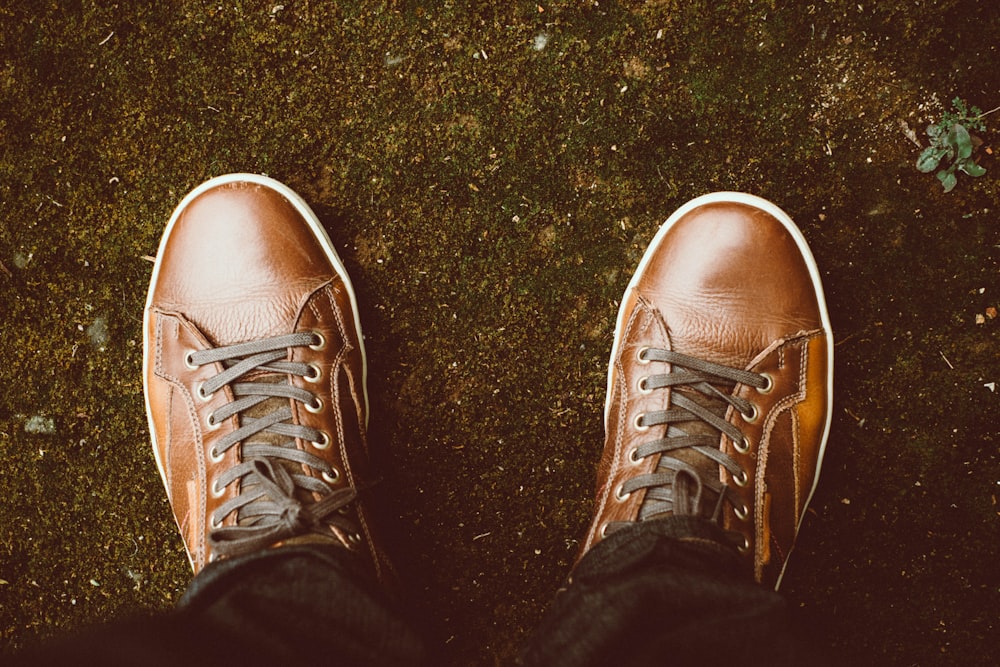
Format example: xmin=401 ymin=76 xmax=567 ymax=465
xmin=186 ymin=332 xmax=360 ymax=558
xmin=613 ymin=347 xmax=769 ymax=538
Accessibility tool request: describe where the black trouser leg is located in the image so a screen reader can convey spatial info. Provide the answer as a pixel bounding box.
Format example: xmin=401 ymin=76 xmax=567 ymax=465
xmin=18 ymin=545 xmax=426 ymax=667
xmin=521 ymin=518 xmax=812 ymax=667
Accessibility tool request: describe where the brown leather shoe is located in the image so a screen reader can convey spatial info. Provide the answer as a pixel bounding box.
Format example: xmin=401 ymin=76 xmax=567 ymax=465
xmin=577 ymin=192 xmax=833 ymax=589
xmin=143 ymin=174 xmax=392 ymax=582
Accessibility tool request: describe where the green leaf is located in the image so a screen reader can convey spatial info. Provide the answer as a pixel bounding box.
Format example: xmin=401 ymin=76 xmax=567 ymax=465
xmin=938 ymin=169 xmax=958 ymax=192
xmin=916 ymin=147 xmax=943 ymax=172
xmin=959 ymin=160 xmax=987 ymax=177
xmin=926 ymin=123 xmax=943 ymax=139
xmin=947 ymin=123 xmax=973 ymax=159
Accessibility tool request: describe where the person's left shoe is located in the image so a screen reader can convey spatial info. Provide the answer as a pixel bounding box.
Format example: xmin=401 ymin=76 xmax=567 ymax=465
xmin=143 ymin=174 xmax=392 ymax=582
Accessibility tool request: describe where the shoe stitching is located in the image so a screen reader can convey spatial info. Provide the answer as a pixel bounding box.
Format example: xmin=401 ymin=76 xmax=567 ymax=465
xmin=293 ymin=282 xmax=374 ymax=559
xmin=752 ymin=334 xmax=813 ymax=580
xmin=318 ymin=284 xmax=352 ymax=486
xmin=318 ymin=282 xmax=385 ymax=577
xmin=154 ymin=313 xmax=211 ymax=567
xmin=315 ymin=284 xmax=358 ymax=542
xmin=589 ymin=299 xmax=647 ymax=553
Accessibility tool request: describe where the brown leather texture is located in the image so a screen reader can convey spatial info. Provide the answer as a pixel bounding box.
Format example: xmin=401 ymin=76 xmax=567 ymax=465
xmin=143 ymin=178 xmax=392 ymax=582
xmin=579 ymin=199 xmax=832 ymax=589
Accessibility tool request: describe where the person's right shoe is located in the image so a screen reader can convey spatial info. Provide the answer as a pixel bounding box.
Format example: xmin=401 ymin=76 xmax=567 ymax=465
xmin=577 ymin=192 xmax=833 ymax=589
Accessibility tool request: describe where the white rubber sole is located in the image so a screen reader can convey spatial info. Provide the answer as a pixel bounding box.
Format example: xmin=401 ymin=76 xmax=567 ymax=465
xmin=606 ymin=191 xmax=834 ymax=588
xmin=142 ymin=174 xmax=370 ymax=498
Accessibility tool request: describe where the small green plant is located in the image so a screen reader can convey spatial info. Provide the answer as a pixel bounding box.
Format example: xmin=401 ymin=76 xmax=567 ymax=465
xmin=916 ymin=98 xmax=993 ymax=193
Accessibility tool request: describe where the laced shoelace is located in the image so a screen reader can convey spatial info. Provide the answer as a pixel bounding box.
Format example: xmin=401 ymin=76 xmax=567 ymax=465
xmin=611 ymin=347 xmax=770 ymax=543
xmin=186 ymin=332 xmax=361 ymax=558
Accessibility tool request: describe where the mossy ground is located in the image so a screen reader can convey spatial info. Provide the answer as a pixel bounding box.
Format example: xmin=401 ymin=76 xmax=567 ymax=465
xmin=2 ymin=1 xmax=999 ymax=664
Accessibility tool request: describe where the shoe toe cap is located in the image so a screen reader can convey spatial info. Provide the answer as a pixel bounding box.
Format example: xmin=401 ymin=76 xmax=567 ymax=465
xmin=635 ymin=201 xmax=825 ymax=365
xmin=149 ymin=179 xmax=337 ymax=344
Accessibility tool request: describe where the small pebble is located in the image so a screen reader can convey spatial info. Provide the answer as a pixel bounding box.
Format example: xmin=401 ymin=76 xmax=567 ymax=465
xmin=24 ymin=416 xmax=56 ymax=435
xmin=86 ymin=317 xmax=110 ymax=349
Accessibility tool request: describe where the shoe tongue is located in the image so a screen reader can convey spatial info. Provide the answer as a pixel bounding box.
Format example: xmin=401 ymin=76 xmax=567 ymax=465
xmin=243 ymin=391 xmax=289 ymax=448
xmin=236 ymin=384 xmax=310 ymax=519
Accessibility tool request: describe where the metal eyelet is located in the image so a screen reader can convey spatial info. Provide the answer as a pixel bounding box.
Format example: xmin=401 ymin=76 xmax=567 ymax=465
xmin=614 ymin=483 xmax=631 ymax=502
xmin=636 ymin=347 xmax=651 ymax=364
xmin=629 ymin=447 xmax=642 ymax=464
xmin=634 ymin=414 xmax=650 ymax=432
xmin=734 ymin=435 xmax=751 ymax=454
xmin=184 ymin=351 xmax=199 ymax=370
xmin=737 ymin=535 xmax=750 ymax=553
xmin=742 ymin=403 xmax=759 ymax=424
xmin=304 ymin=363 xmax=322 ymax=383
xmin=758 ymin=373 xmax=774 ymax=394
xmin=205 ymin=412 xmax=222 ymax=431
xmin=305 ymin=396 xmax=324 ymax=414
xmin=211 ymin=479 xmax=226 ymax=499
xmin=599 ymin=523 xmax=610 ymax=538
xmin=210 ymin=512 xmax=224 ymax=529
xmin=209 ymin=446 xmax=225 ymax=464
xmin=734 ymin=503 xmax=749 ymax=521
xmin=309 ymin=331 xmax=326 ymax=351
xmin=733 ymin=469 xmax=749 ymax=487
xmin=637 ymin=377 xmax=652 ymax=394
xmin=196 ymin=383 xmax=213 ymax=402
xmin=312 ymin=431 xmax=331 ymax=449
xmin=322 ymin=468 xmax=340 ymax=484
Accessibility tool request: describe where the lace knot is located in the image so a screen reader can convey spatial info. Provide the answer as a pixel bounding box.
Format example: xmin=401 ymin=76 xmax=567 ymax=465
xmin=187 ymin=333 xmax=363 ymax=559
